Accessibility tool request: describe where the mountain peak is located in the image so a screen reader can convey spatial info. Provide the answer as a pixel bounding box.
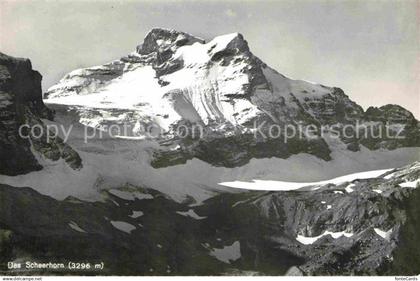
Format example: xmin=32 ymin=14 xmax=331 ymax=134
xmin=136 ymin=28 xmax=205 ymax=55
xmin=211 ymin=32 xmax=249 ymax=52
xmin=135 ymin=29 xmax=250 ymax=61
xmin=44 ymin=28 xmax=419 ymax=168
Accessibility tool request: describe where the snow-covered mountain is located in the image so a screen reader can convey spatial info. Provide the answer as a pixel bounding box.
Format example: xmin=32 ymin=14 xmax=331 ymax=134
xmin=33 ymin=28 xmax=420 ymax=202
xmin=1 ymin=28 xmax=420 ymax=276
xmin=44 ymin=28 xmax=419 ymax=158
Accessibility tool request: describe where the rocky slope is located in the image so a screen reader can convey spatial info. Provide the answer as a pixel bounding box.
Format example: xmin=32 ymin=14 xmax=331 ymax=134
xmin=0 ymin=162 xmax=418 ymax=275
xmin=0 ymin=52 xmax=82 ymax=176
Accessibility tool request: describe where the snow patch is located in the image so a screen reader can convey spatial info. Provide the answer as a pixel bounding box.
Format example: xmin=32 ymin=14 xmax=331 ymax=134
xmin=209 ymin=241 xmax=241 ymax=264
xmin=129 ymin=211 xmax=144 ymax=218
xmin=296 ymin=231 xmax=354 ymax=245
xmin=110 ymin=221 xmax=136 ymax=233
xmin=374 ymin=228 xmax=392 ymax=241
xmin=219 ymin=168 xmax=393 ymax=191
xmin=176 ymin=209 xmax=207 ymax=220
xmin=345 ymin=183 xmax=355 ymax=193
xmin=399 ymin=179 xmax=419 ymax=188
xmin=68 ymin=221 xmax=86 ymax=233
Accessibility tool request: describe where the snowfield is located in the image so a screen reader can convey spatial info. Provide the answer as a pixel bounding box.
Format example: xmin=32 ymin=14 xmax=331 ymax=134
xmin=219 ymin=168 xmax=392 ymax=191
xmin=0 ymin=134 xmax=417 ymax=202
xmin=1 ymin=30 xmax=418 ymax=204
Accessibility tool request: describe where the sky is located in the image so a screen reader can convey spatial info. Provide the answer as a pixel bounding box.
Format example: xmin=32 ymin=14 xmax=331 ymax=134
xmin=1 ymin=0 xmax=419 ymax=117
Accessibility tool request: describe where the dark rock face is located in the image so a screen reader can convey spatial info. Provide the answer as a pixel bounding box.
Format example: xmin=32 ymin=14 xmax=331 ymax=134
xmin=365 ymin=104 xmax=416 ymax=123
xmin=136 ymin=28 xmax=205 ymax=77
xmin=0 ymin=53 xmax=49 ymax=175
xmin=0 ymin=54 xmax=48 ymax=116
xmin=360 ymin=105 xmax=420 ymax=149
xmin=298 ymin=87 xmax=365 ymax=125
xmin=151 ymin=132 xmax=332 ymax=168
xmin=0 ymin=52 xmax=82 ymax=175
xmin=137 ymin=28 xmax=205 ymax=56
xmin=0 ymin=162 xmax=418 ymax=275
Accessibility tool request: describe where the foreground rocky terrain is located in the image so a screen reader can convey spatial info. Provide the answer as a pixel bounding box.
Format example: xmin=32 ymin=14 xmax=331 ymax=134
xmin=0 ymin=29 xmax=420 ymax=275
xmin=0 ymin=162 xmax=419 ymax=275
xmin=44 ymin=28 xmax=420 ymax=169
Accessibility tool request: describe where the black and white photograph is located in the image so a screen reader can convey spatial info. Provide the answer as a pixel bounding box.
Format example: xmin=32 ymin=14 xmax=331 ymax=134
xmin=0 ymin=0 xmax=419 ymax=279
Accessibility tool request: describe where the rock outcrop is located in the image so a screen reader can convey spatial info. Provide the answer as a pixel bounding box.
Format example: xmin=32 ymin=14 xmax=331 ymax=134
xmin=0 ymin=52 xmax=81 ymax=175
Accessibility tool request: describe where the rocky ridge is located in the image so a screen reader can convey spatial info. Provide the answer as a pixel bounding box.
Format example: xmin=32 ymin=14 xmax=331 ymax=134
xmin=0 ymin=52 xmax=81 ymax=175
